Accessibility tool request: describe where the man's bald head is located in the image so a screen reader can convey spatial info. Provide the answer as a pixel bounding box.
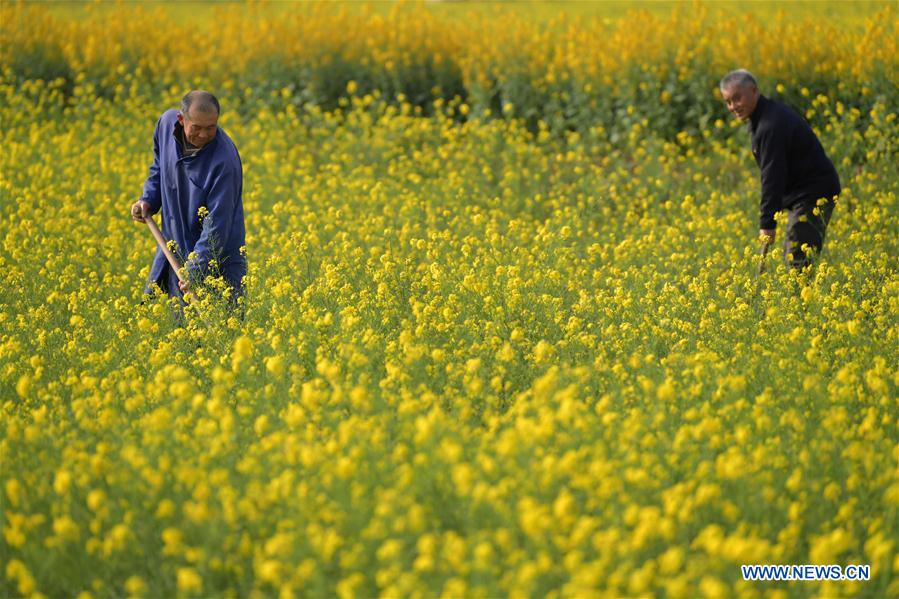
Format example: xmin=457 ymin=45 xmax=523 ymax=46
xmin=181 ymin=90 xmax=220 ymax=118
xmin=719 ymin=69 xmax=758 ymax=94
xmin=719 ymin=69 xmax=760 ymax=121
xmin=178 ymin=90 xmax=220 ymax=148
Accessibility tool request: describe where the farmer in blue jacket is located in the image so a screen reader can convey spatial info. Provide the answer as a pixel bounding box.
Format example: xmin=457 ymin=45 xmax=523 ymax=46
xmin=131 ymin=90 xmax=246 ymax=299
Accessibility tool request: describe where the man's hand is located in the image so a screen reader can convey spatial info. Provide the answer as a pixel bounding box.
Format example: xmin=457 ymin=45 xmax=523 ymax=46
xmin=131 ymin=200 xmax=152 ymax=223
xmin=178 ymin=279 xmax=191 ymax=294
xmin=759 ymin=229 xmax=775 ymax=244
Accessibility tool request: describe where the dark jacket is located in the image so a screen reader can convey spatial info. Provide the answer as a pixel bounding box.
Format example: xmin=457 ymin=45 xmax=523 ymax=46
xmin=141 ymin=109 xmax=246 ymax=290
xmin=748 ymin=95 xmax=841 ymax=230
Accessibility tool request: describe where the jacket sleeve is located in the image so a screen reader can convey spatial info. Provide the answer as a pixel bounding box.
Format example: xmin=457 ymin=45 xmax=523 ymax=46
xmin=187 ymin=166 xmax=239 ymax=278
xmin=756 ymin=124 xmax=788 ymax=230
xmin=140 ymin=117 xmax=163 ymax=213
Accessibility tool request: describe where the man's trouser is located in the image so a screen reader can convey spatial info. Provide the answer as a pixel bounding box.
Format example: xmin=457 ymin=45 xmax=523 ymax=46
xmin=143 ymin=266 xmax=245 ymax=322
xmin=783 ymin=196 xmax=836 ymax=269
xmin=154 ymin=265 xmax=243 ymax=300
xmin=157 ymin=264 xmax=184 ymax=300
xmin=159 ymin=266 xmax=246 ymax=319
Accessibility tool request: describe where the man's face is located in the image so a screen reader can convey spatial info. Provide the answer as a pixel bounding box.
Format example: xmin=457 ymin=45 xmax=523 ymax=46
xmin=177 ymin=107 xmax=218 ymax=148
xmin=721 ymin=83 xmax=759 ymax=121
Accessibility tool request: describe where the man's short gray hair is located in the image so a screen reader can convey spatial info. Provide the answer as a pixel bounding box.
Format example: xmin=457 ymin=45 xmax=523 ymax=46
xmin=181 ymin=90 xmax=220 ymax=117
xmin=719 ymin=69 xmax=758 ymax=92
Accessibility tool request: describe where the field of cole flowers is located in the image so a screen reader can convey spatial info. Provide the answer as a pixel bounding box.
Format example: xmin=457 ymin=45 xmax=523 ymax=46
xmin=1 ymin=1 xmax=897 ymax=598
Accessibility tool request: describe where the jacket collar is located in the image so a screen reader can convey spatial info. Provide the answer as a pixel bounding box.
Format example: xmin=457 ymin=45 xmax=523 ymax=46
xmin=749 ymin=94 xmax=768 ymax=131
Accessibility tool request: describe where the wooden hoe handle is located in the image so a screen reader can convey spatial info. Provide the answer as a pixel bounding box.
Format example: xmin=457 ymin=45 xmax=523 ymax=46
xmin=145 ymin=217 xmax=186 ymax=284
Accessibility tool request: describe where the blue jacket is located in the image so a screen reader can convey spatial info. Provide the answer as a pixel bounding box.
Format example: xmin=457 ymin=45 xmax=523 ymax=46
xmin=141 ymin=109 xmax=246 ymax=291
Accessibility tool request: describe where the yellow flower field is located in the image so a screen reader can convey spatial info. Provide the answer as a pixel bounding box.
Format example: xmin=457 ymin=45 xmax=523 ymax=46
xmin=1 ymin=2 xmax=897 ymax=598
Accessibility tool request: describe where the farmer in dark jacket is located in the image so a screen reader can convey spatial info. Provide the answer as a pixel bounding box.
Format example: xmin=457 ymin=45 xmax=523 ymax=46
xmin=131 ymin=90 xmax=246 ymax=299
xmin=720 ymin=69 xmax=841 ymax=270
